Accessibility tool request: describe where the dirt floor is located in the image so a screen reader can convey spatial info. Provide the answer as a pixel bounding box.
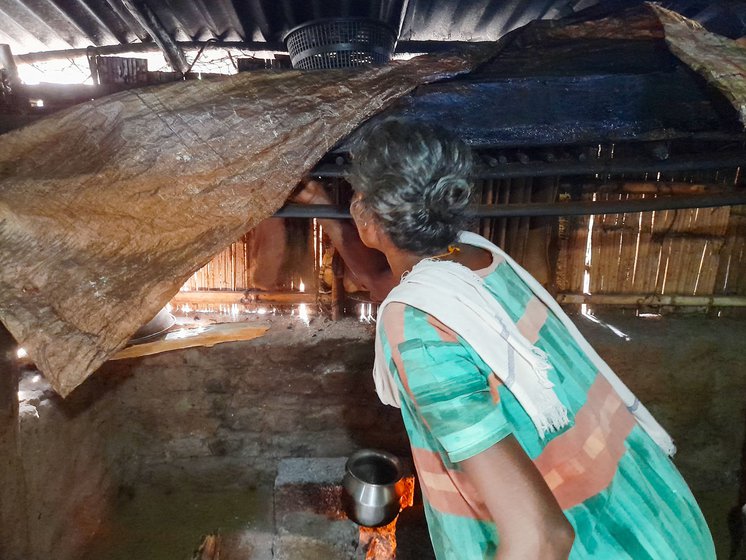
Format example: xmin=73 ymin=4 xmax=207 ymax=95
xmin=7 ymin=309 xmax=746 ymax=559
xmin=573 ymin=309 xmax=746 ymax=559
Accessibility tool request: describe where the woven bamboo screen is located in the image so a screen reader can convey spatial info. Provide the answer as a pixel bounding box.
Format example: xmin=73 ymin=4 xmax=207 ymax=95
xmin=555 ymin=200 xmax=742 ymax=296
xmin=184 ymin=168 xmax=744 ymax=300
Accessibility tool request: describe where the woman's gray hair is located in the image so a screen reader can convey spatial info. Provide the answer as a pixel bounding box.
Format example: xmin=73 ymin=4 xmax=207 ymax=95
xmin=348 ymin=118 xmax=474 ymax=255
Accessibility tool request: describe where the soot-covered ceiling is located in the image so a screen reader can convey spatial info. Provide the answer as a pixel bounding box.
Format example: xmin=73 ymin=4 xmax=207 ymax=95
xmin=2 ymin=0 xmax=746 ymax=57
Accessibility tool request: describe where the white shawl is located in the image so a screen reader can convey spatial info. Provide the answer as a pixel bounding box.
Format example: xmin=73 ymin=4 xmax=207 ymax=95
xmin=373 ymin=231 xmax=676 ymax=456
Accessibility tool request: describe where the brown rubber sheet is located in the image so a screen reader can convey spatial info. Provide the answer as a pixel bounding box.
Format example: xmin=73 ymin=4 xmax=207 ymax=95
xmin=0 ymin=45 xmax=499 ymax=396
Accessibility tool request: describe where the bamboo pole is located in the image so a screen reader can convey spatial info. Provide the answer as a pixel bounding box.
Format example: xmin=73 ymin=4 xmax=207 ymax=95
xmin=698 ymin=207 xmax=731 ymax=295
xmin=590 ymin=195 xmax=606 ymax=294
xmin=669 ymin=208 xmax=693 ymax=294
xmin=331 ymin=250 xmax=345 ymax=321
xmin=616 ymin=199 xmax=638 ymax=293
xmin=568 ymin=215 xmax=588 ymax=294
xmin=497 ymin=179 xmax=508 ymax=250
xmin=519 ymin=178 xmax=532 ymax=265
xmin=171 ymin=290 xmax=323 ymax=306
xmin=596 ymin=181 xmax=733 ymax=195
xmin=0 ymin=325 xmax=19 ymax=422
xmin=557 ymin=293 xmax=746 ymax=307
xmin=632 ymin=201 xmax=655 ymax=293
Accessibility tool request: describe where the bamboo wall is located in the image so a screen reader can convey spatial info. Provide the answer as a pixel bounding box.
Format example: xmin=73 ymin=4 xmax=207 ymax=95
xmin=555 ymin=198 xmax=742 ymax=297
xmin=181 ymin=168 xmax=745 ymax=302
xmin=181 ymin=219 xmax=321 ymax=293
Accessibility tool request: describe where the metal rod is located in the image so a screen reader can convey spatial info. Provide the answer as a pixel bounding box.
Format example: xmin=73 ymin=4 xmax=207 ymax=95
xmin=275 ymin=192 xmax=746 ymax=219
xmin=313 ymin=151 xmax=746 ymax=180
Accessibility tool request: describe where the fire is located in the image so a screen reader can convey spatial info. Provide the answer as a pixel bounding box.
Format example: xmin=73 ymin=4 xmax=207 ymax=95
xmin=298 ymin=279 xmax=305 ymax=292
xmin=358 ymin=475 xmax=416 ymax=560
xmin=298 ymin=303 xmax=310 ymax=325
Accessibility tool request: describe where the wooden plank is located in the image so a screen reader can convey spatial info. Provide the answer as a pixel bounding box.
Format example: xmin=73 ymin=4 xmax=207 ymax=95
xmin=697 ymin=206 xmax=731 ymax=295
xmin=617 ymin=202 xmax=640 ymax=293
xmin=670 ymin=208 xmax=696 ymax=295
xmin=507 ymin=179 xmax=523 ymax=260
xmin=170 ymin=290 xmax=320 ymax=306
xmin=570 ymin=215 xmax=589 ymax=294
xmin=516 ymin=178 xmax=532 ymax=265
xmin=733 ymin=212 xmax=746 ymax=294
xmin=0 ymin=325 xmax=19 ymax=422
xmin=607 ymin=194 xmax=625 ymax=293
xmin=628 ymin=195 xmax=654 ymax=294
xmin=688 ymin=208 xmax=713 ymax=295
xmin=112 ymin=323 xmax=269 ymax=361
xmin=557 ymin=293 xmax=746 ymax=306
xmin=235 ymin=236 xmax=246 ymax=290
xmin=590 ymin=200 xmax=606 ymax=294
xmin=645 ymin=210 xmax=664 ymax=293
xmin=497 ymin=179 xmax=508 ymax=249
xmin=555 ymin=215 xmax=570 ymax=293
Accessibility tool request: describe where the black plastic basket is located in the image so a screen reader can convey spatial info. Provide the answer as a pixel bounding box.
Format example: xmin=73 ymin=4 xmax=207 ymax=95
xmin=284 ymin=18 xmax=397 ymax=70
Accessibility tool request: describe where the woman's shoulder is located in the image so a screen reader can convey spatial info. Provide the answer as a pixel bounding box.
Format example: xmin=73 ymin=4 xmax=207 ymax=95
xmin=378 ymin=302 xmax=465 ymax=349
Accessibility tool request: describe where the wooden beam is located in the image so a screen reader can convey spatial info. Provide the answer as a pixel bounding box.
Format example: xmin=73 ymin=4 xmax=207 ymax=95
xmin=0 ymin=44 xmax=19 ymax=84
xmin=119 ymin=0 xmax=189 ymax=74
xmin=331 ymin=250 xmax=345 ymax=320
xmin=11 ymin=41 xmax=495 ymax=66
xmin=0 ymin=324 xmax=26 ymax=560
xmin=14 ymin=42 xmax=287 ymax=65
xmin=589 ymin=182 xmax=738 ymax=195
xmin=557 ymin=294 xmax=746 ymax=307
xmin=170 ymin=290 xmax=324 ymax=306
xmin=0 ymin=324 xmax=19 ymax=422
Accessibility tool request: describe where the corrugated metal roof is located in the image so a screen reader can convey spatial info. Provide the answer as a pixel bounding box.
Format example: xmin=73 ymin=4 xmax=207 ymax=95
xmin=1 ymin=0 xmax=745 ymax=57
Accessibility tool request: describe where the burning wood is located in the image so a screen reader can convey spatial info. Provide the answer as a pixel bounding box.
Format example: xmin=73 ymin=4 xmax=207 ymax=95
xmin=358 ymin=475 xmax=416 ymax=560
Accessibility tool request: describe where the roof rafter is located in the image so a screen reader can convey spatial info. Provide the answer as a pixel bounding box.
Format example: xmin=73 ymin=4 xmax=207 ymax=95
xmin=119 ymin=0 xmax=188 ymax=73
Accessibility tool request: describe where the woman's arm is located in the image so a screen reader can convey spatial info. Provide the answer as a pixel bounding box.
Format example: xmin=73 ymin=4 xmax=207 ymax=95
xmin=460 ymin=435 xmax=575 ymax=560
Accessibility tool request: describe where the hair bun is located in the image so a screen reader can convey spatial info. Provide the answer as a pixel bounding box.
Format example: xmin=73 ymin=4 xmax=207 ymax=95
xmin=424 ymin=175 xmax=472 ymax=222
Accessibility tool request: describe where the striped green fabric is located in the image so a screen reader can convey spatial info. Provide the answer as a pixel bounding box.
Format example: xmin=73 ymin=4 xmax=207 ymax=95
xmin=378 ymin=259 xmax=715 ymax=559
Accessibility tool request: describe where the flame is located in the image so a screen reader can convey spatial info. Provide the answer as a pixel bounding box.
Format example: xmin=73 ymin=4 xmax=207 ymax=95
xmin=298 ymin=279 xmax=305 ymax=293
xmin=16 ymin=347 xmax=27 ymax=359
xmin=298 ymin=303 xmax=309 ymax=325
xmin=358 ymin=475 xmax=416 ymax=560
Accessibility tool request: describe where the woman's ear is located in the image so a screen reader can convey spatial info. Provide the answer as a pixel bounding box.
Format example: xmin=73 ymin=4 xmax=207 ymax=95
xmin=355 ymin=218 xmax=379 ymax=250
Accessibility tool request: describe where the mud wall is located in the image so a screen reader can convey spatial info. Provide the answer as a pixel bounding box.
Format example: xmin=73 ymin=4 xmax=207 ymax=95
xmin=92 ymin=318 xmax=408 ymax=490
xmin=3 ymin=313 xmax=744 ymax=559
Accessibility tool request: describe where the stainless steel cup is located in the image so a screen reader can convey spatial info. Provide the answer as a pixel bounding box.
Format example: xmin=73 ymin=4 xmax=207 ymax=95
xmin=342 ymin=449 xmax=403 ymax=527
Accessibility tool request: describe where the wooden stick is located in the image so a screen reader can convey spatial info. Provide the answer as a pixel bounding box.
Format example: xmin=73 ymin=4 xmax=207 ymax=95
xmin=331 ymin=250 xmax=345 ymax=321
xmin=557 ymin=293 xmax=746 ymax=307
xmin=589 ymin=181 xmax=733 ymax=195
xmin=171 ymin=290 xmax=321 ymax=305
xmin=0 ymin=325 xmax=19 ymax=422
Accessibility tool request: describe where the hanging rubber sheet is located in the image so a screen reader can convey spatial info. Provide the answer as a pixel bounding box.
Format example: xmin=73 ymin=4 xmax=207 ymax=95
xmin=0 ymin=45 xmax=499 ymax=396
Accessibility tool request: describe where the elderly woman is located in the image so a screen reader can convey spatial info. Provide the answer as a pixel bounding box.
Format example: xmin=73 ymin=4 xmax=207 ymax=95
xmin=323 ymin=118 xmax=715 ymax=560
